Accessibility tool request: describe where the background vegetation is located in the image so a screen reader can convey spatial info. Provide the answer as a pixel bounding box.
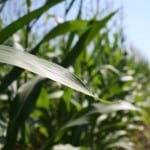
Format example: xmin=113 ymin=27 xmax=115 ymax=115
xmin=0 ymin=0 xmax=149 ymax=150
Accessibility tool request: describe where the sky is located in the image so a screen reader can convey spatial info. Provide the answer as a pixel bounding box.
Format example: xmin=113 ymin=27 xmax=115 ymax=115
xmin=123 ymin=0 xmax=150 ymax=63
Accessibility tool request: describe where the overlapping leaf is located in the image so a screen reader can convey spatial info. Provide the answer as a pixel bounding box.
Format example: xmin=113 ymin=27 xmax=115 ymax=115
xmin=4 ymin=77 xmax=43 ymax=149
xmin=0 ymin=20 xmax=89 ymax=92
xmin=0 ymin=45 xmax=93 ymax=97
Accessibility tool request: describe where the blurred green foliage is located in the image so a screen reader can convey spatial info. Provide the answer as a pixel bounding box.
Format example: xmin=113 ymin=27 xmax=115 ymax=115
xmin=0 ymin=0 xmax=149 ymax=150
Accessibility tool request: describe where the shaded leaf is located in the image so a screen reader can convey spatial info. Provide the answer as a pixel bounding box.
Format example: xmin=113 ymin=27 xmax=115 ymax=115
xmin=4 ymin=77 xmax=43 ymax=149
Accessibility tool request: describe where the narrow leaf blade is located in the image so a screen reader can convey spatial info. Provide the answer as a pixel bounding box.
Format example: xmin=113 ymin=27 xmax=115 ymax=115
xmin=0 ymin=20 xmax=88 ymax=91
xmin=4 ymin=77 xmax=43 ymax=149
xmin=0 ymin=45 xmax=93 ymax=97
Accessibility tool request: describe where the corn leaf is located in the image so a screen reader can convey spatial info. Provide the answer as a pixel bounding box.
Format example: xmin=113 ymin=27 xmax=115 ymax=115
xmin=4 ymin=77 xmax=43 ymax=149
xmin=0 ymin=45 xmax=93 ymax=97
xmin=0 ymin=20 xmax=89 ymax=92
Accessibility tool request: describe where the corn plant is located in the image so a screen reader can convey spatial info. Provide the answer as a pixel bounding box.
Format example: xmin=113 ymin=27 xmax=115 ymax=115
xmin=0 ymin=0 xmax=149 ymax=150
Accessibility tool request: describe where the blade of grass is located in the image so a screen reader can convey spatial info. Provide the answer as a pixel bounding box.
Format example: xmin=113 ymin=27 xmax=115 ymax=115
xmin=92 ymin=101 xmax=140 ymax=114
xmin=0 ymin=0 xmax=63 ymax=44
xmin=30 ymin=20 xmax=89 ymax=54
xmin=0 ymin=45 xmax=93 ymax=97
xmin=4 ymin=77 xmax=43 ymax=150
xmin=62 ymin=11 xmax=117 ymax=67
xmin=0 ymin=20 xmax=89 ymax=92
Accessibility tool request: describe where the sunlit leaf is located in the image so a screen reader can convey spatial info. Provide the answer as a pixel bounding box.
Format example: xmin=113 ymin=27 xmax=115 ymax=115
xmin=92 ymin=101 xmax=139 ymax=114
xmin=0 ymin=20 xmax=89 ymax=92
xmin=63 ymin=116 xmax=89 ymax=128
xmin=0 ymin=45 xmax=93 ymax=97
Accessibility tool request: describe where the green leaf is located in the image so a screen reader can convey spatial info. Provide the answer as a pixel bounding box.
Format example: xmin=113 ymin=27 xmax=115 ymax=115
xmin=0 ymin=45 xmax=93 ymax=97
xmin=41 ymin=110 xmax=91 ymax=150
xmin=31 ymin=20 xmax=89 ymax=54
xmin=36 ymin=88 xmax=50 ymax=110
xmin=63 ymin=116 xmax=89 ymax=128
xmin=92 ymin=101 xmax=140 ymax=114
xmin=0 ymin=67 xmax=22 ymax=93
xmin=4 ymin=76 xmax=43 ymax=149
xmin=0 ymin=20 xmax=89 ymax=92
xmin=26 ymin=0 xmax=31 ymax=8
xmin=62 ymin=11 xmax=117 ymax=67
xmin=0 ymin=0 xmax=63 ymax=44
